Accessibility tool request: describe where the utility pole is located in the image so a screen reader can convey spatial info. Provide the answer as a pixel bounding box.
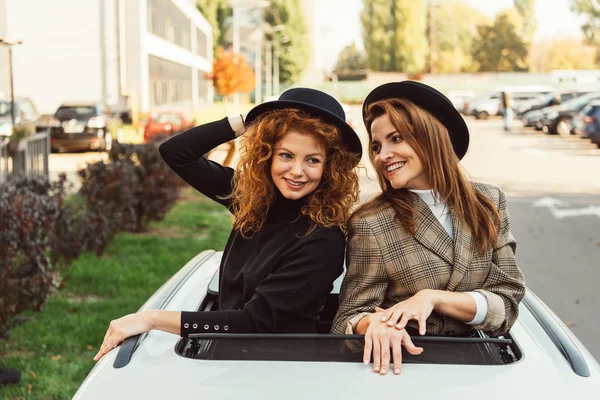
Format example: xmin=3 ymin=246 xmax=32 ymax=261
xmin=428 ymin=0 xmax=437 ymax=74
xmin=272 ymin=36 xmax=289 ymax=96
xmin=265 ymin=40 xmax=272 ymax=98
xmin=0 ymin=38 xmax=22 ymax=137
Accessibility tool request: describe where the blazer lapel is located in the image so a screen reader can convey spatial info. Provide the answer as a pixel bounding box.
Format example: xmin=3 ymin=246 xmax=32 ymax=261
xmin=446 ymin=206 xmax=474 ymax=291
xmin=411 ymin=194 xmax=454 ymax=266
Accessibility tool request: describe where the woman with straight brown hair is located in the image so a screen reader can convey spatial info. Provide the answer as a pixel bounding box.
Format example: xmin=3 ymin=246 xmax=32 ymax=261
xmin=332 ymin=81 xmax=525 ymax=376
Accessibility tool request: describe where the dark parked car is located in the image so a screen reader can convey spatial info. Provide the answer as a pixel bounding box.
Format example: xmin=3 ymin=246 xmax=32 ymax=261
xmin=572 ymin=101 xmax=600 ymax=147
xmin=538 ymin=92 xmax=600 ymax=136
xmin=518 ymin=91 xmax=585 ymax=120
xmin=49 ymin=103 xmax=123 ymax=152
xmin=0 ymin=97 xmax=41 ymax=138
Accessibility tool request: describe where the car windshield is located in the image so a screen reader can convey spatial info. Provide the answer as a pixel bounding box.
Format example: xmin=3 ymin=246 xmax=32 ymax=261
xmin=0 ymin=101 xmax=12 ymax=117
xmin=55 ymin=106 xmax=97 ymax=120
xmin=175 ymin=334 xmax=521 ymax=365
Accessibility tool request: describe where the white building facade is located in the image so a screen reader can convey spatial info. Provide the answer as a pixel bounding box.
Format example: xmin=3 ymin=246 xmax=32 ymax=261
xmin=0 ymin=0 xmax=213 ymax=117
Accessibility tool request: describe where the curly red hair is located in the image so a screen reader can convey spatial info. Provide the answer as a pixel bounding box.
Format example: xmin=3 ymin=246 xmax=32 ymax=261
xmin=229 ymin=109 xmax=360 ymax=237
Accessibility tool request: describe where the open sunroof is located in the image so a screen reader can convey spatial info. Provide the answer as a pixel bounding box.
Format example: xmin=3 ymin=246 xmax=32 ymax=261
xmin=175 ymin=334 xmax=520 ymax=365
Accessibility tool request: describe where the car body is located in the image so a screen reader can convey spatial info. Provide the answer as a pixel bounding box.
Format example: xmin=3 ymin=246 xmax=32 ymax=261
xmin=573 ymin=101 xmax=600 ymax=147
xmin=465 ymin=87 xmax=553 ymax=120
xmin=73 ymin=250 xmax=600 ymax=399
xmin=446 ymin=90 xmax=477 ymax=115
xmin=518 ymin=91 xmax=585 ymax=120
xmin=0 ymin=97 xmax=41 ymax=138
xmin=143 ymin=111 xmax=192 ymax=143
xmin=49 ymin=103 xmax=123 ymax=152
xmin=538 ymin=92 xmax=600 ymax=136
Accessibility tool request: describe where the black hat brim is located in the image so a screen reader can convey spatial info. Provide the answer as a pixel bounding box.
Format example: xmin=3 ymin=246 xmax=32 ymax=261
xmin=246 ymin=100 xmax=363 ymax=161
xmin=362 ymin=81 xmax=469 ymax=160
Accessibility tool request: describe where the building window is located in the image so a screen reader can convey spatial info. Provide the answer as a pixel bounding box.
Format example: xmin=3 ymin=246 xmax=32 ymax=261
xmin=197 ymin=28 xmax=208 ymax=58
xmin=147 ymin=0 xmax=192 ymax=51
xmin=198 ymin=70 xmax=209 ymax=102
xmin=149 ymin=56 xmax=192 ymax=107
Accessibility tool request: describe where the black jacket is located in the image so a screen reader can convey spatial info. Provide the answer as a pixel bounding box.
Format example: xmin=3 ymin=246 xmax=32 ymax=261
xmin=159 ymin=118 xmax=345 ymax=335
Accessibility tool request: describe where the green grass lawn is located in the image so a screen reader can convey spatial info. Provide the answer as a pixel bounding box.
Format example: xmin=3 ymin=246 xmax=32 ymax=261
xmin=0 ymin=189 xmax=232 ymax=399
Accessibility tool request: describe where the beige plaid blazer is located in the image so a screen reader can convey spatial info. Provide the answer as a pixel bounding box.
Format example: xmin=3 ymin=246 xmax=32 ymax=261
xmin=331 ymin=183 xmax=525 ymax=337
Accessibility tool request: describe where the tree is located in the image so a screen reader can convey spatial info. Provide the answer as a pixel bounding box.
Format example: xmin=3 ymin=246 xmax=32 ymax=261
xmin=361 ymin=0 xmax=428 ymax=73
xmin=264 ymin=0 xmax=311 ymax=84
xmin=196 ymin=0 xmax=231 ymax=53
xmin=361 ymin=0 xmax=393 ymax=71
xmin=570 ymin=0 xmax=600 ymax=46
xmin=530 ymin=37 xmax=597 ymax=71
xmin=428 ymin=1 xmax=491 ymax=73
xmin=471 ymin=13 xmax=529 ymax=71
xmin=333 ymin=43 xmax=368 ymax=81
xmin=514 ymin=0 xmax=536 ymax=42
xmin=208 ymin=47 xmax=256 ymax=99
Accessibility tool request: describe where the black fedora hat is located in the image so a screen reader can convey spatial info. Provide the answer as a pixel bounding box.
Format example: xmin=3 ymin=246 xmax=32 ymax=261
xmin=362 ymin=81 xmax=469 ymax=160
xmin=245 ymin=88 xmax=362 ymax=162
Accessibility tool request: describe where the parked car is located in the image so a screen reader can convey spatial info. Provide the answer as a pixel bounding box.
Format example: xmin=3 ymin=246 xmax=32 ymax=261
xmin=466 ymin=88 xmax=553 ymax=120
xmin=143 ymin=111 xmax=193 ymax=143
xmin=572 ymin=101 xmax=600 ymax=147
xmin=73 ymin=250 xmax=600 ymax=399
xmin=49 ymin=103 xmax=123 ymax=152
xmin=517 ymin=91 xmax=585 ymax=119
xmin=538 ymin=92 xmax=600 ymax=136
xmin=446 ymin=90 xmax=477 ymax=114
xmin=0 ymin=97 xmax=41 ymax=138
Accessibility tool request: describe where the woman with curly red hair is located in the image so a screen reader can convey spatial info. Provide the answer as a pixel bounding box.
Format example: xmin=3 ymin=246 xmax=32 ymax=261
xmin=94 ymin=88 xmax=362 ymax=361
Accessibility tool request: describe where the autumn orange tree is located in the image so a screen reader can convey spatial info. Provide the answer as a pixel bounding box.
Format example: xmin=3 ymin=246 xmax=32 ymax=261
xmin=208 ymin=46 xmax=255 ymax=99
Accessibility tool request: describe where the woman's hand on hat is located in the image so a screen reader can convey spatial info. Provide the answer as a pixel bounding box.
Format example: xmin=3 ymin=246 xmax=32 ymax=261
xmin=378 ymin=289 xmax=437 ymax=335
xmin=228 ymin=113 xmax=248 ymax=137
xmin=362 ymin=310 xmax=423 ymax=375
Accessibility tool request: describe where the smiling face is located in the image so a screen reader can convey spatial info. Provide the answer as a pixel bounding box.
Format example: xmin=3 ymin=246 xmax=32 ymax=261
xmin=370 ymin=113 xmax=430 ymax=190
xmin=270 ymin=128 xmax=326 ymax=200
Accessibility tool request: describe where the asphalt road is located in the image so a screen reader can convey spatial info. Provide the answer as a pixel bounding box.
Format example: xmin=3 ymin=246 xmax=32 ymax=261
xmin=49 ymin=112 xmax=600 ymax=360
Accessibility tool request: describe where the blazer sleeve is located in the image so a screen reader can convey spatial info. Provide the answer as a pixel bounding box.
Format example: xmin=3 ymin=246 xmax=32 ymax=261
xmin=331 ymin=214 xmax=389 ymax=334
xmin=159 ymin=117 xmax=236 ymax=210
xmin=471 ymin=188 xmax=526 ymax=336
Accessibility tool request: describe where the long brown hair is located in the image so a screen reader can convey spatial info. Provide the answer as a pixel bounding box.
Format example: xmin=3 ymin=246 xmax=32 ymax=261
xmin=230 ymin=108 xmax=360 ymax=237
xmin=358 ymin=98 xmax=500 ymax=254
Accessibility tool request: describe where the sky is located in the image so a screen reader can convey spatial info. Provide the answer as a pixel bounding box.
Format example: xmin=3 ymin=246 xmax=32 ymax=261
xmin=317 ymin=0 xmax=586 ymax=70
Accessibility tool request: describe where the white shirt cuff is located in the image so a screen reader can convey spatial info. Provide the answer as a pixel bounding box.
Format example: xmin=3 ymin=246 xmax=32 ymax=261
xmin=465 ymin=291 xmax=488 ymax=325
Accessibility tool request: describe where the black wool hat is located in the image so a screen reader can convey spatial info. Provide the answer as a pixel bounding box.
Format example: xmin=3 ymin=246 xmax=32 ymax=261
xmin=362 ymin=81 xmax=470 ymax=160
xmin=245 ymin=88 xmax=362 ymax=163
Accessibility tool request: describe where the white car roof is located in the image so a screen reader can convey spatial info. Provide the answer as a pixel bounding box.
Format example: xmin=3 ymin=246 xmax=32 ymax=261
xmin=74 ymin=251 xmax=600 ymax=399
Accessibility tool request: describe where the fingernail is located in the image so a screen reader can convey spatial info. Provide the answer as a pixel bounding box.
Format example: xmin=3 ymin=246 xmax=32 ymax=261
xmin=363 ymin=359 xmax=369 ymax=365
xmin=374 ymin=367 xmax=379 ymax=373
xmin=380 ymin=368 xmax=387 ymax=375
xmin=381 ymin=317 xmax=387 ymax=322
xmin=394 ymin=368 xmax=400 ymax=374
xmin=387 ymin=321 xmax=394 ymax=326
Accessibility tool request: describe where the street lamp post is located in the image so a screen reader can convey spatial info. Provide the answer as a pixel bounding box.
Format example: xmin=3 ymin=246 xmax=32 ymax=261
xmin=229 ymin=0 xmax=270 ymax=107
xmin=0 ymin=38 xmax=22 ymax=137
xmin=263 ymin=25 xmax=284 ymax=99
xmin=272 ymin=36 xmax=289 ymax=97
xmin=265 ymin=40 xmax=272 ymax=98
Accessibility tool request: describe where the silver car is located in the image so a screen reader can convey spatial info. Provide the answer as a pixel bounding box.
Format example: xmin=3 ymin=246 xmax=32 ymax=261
xmin=74 ymin=250 xmax=600 ymax=399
